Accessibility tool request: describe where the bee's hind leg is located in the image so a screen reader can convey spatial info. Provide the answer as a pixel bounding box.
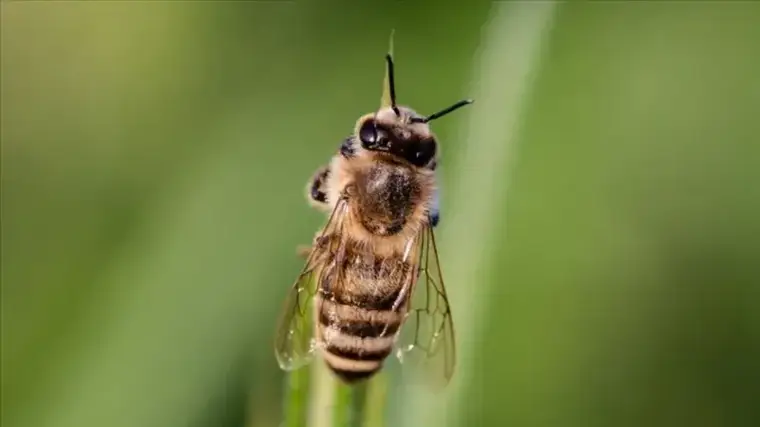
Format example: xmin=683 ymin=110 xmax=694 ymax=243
xmin=296 ymin=233 xmax=329 ymax=259
xmin=429 ymin=185 xmax=441 ymax=228
xmin=305 ymin=165 xmax=331 ymax=212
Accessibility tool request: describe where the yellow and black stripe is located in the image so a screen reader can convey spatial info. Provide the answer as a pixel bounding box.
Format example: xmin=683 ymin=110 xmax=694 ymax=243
xmin=316 ymin=259 xmax=411 ymax=383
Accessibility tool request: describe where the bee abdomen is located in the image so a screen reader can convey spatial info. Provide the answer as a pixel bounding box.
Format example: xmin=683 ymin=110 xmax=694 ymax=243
xmin=320 ymin=326 xmax=395 ymax=383
xmin=321 ymin=284 xmax=407 ymax=312
xmin=326 ymin=342 xmax=392 ymax=361
xmin=318 ymin=310 xmax=402 ymax=339
xmin=319 ymin=321 xmax=397 ymax=364
xmin=326 ymin=361 xmax=381 ymax=383
xmin=316 ymin=295 xmax=401 ymax=383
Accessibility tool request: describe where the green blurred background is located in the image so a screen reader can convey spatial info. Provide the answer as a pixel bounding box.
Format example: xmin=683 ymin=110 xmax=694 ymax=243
xmin=2 ymin=2 xmax=759 ymax=427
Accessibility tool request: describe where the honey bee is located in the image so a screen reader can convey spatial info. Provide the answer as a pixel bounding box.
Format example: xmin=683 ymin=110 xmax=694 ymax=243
xmin=274 ymin=53 xmax=473 ymax=387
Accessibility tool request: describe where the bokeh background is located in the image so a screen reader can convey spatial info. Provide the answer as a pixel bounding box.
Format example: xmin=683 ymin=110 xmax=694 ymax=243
xmin=2 ymin=2 xmax=759 ymax=427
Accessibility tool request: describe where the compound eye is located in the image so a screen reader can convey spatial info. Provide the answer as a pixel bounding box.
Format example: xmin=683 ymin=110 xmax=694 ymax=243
xmin=359 ymin=118 xmax=387 ymax=149
xmin=413 ymin=138 xmax=437 ymax=167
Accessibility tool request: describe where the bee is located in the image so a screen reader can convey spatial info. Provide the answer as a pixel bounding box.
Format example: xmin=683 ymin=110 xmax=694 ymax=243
xmin=274 ymin=53 xmax=473 ymax=387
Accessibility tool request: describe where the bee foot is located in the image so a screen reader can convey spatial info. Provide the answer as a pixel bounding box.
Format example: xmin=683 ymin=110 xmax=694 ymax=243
xmin=296 ymin=245 xmax=312 ymax=258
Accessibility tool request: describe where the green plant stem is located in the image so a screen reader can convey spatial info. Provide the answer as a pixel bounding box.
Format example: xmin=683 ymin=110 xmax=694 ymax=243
xmin=282 ymin=275 xmax=316 ymax=427
xmin=282 ymin=364 xmax=312 ymax=427
xmin=288 ymin=28 xmax=396 ymax=427
xmin=330 ymin=380 xmax=369 ymax=427
xmin=361 ymin=373 xmax=387 ymax=427
xmin=381 ymin=29 xmax=394 ymax=108
xmin=307 ymin=361 xmax=334 ymax=427
xmin=331 ymin=382 xmax=352 ymax=426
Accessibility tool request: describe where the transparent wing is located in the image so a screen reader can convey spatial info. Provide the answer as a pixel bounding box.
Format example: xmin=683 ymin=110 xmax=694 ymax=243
xmin=274 ymin=198 xmax=349 ymax=371
xmin=395 ymin=224 xmax=456 ymax=388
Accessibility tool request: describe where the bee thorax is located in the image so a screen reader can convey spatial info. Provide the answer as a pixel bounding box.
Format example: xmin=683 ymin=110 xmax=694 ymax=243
xmin=353 ymin=164 xmax=421 ymax=236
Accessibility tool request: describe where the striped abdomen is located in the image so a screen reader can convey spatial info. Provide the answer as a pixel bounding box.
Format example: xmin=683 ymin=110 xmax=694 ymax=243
xmin=316 ymin=250 xmax=413 ymax=383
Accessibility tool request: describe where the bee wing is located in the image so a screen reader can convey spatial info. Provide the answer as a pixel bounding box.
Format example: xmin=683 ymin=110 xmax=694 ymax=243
xmin=395 ymin=224 xmax=456 ymax=388
xmin=274 ymin=198 xmax=349 ymax=371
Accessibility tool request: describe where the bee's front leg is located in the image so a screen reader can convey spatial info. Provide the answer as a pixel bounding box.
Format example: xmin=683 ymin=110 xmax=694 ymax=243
xmin=306 ymin=136 xmax=355 ymax=212
xmin=305 ymin=165 xmax=331 ymax=212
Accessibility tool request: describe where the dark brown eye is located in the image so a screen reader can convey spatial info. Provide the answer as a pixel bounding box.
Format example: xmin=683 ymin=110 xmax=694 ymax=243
xmin=359 ymin=119 xmax=388 ymax=149
xmin=359 ymin=119 xmax=378 ymax=147
xmin=411 ymin=138 xmax=436 ymax=167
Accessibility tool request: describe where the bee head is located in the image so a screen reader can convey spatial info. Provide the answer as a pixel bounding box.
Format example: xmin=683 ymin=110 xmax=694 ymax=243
xmin=355 ymin=54 xmax=474 ymax=168
xmin=354 ymin=106 xmax=433 ymax=167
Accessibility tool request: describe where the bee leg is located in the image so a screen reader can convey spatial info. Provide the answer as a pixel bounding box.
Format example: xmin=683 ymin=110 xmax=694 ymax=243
xmin=430 ymin=210 xmax=440 ymax=228
xmin=339 ymin=136 xmax=355 ymax=158
xmin=296 ymin=244 xmax=312 ymax=258
xmin=429 ymin=183 xmax=441 ymax=228
xmin=306 ymin=165 xmax=331 ymax=211
xmin=296 ymin=232 xmax=331 ymax=259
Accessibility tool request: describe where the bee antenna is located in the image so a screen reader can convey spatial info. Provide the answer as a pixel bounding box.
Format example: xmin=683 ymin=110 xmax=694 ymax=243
xmin=412 ymin=99 xmax=474 ymax=123
xmin=385 ymin=54 xmax=400 ymax=116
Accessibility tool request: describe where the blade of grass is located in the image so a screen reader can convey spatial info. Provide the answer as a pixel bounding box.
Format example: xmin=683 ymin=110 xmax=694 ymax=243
xmin=308 ymin=359 xmax=335 ymax=427
xmin=381 ymin=29 xmax=395 ymax=109
xmin=397 ymin=2 xmax=557 ymax=426
xmin=307 ymin=30 xmax=397 ymax=427
xmin=348 ymin=381 xmax=369 ymax=426
xmin=308 ymin=368 xmax=371 ymax=427
xmin=331 ymin=382 xmax=352 ymax=426
xmin=361 ymin=372 xmax=388 ymax=427
xmin=281 ymin=272 xmax=317 ymax=427
xmin=281 ymin=355 xmax=312 ymax=427
xmin=331 ymin=381 xmax=368 ymax=427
